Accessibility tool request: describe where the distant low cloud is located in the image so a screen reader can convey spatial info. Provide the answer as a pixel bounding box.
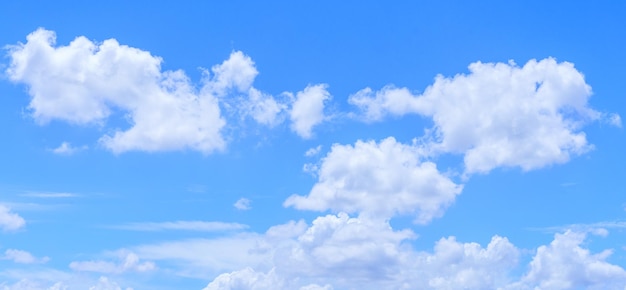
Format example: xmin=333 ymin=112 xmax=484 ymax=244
xmin=2 ymin=249 xmax=49 ymax=264
xmin=196 ymin=219 xmax=623 ymax=290
xmin=70 ymin=250 xmax=155 ymax=274
xmin=0 ymin=205 xmax=26 ymax=231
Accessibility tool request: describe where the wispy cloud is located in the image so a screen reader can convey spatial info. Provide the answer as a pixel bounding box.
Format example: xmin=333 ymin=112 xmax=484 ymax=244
xmin=70 ymin=250 xmax=155 ymax=274
xmin=111 ymin=221 xmax=248 ymax=232
xmin=2 ymin=249 xmax=49 ymax=264
xmin=304 ymin=145 xmax=322 ymax=157
xmin=20 ymin=191 xmax=79 ymax=198
xmin=528 ymin=221 xmax=626 ymax=234
xmin=49 ymin=142 xmax=87 ymax=155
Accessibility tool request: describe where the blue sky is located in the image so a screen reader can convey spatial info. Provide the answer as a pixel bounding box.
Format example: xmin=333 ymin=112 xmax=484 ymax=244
xmin=1 ymin=1 xmax=625 ymax=289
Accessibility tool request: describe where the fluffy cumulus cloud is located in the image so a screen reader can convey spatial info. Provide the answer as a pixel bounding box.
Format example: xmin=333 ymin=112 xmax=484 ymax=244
xmin=6 ymin=28 xmax=226 ymax=154
xmin=181 ymin=214 xmax=416 ymax=289
xmin=284 ymin=137 xmax=462 ymax=223
xmin=349 ymin=86 xmax=419 ymax=122
xmin=6 ymin=29 xmax=331 ymax=154
xmin=412 ymin=235 xmax=519 ymax=289
xmin=289 ymin=84 xmax=331 ymax=139
xmin=69 ymin=250 xmax=155 ymax=274
xmin=202 ymin=268 xmax=284 ymax=290
xmin=509 ymin=230 xmax=626 ymax=290
xmin=6 ymin=30 xmax=624 ymax=290
xmin=349 ymin=58 xmax=619 ymax=174
xmin=0 ymin=205 xmax=25 ymax=231
xmin=272 ymin=213 xmax=415 ymax=286
xmin=195 ymin=226 xmax=626 ymax=290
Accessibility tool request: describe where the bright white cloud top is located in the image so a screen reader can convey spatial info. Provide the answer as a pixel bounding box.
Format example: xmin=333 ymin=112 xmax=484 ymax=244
xmin=350 ymin=59 xmax=605 ymax=174
xmin=285 ymin=137 xmax=462 ymax=223
xmin=6 ymin=29 xmax=332 ymax=154
xmin=1 ymin=2 xmax=625 ymax=290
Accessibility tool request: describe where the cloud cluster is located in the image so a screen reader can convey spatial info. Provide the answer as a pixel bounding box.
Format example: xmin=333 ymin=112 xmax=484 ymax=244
xmin=6 ymin=29 xmax=332 ymax=154
xmin=4 ymin=29 xmax=624 ymax=290
xmin=187 ymin=216 xmax=626 ymax=290
xmin=350 ymin=58 xmax=618 ymax=174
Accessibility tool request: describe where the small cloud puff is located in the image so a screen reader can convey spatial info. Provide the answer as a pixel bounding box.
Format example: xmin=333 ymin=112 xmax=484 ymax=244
xmin=234 ymin=198 xmax=252 ymax=211
xmin=304 ymin=145 xmax=322 ymax=157
xmin=50 ymin=142 xmax=87 ymax=155
xmin=0 ymin=205 xmax=26 ymax=231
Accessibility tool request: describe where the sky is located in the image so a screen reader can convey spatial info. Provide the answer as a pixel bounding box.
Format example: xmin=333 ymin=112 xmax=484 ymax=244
xmin=0 ymin=1 xmax=625 ymax=289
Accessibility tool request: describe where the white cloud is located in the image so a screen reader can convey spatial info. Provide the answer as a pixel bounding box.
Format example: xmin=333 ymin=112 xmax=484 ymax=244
xmin=69 ymin=250 xmax=155 ymax=274
xmin=112 ymin=221 xmax=248 ymax=232
xmin=197 ymin=214 xmax=520 ymax=290
xmin=20 ymin=191 xmax=78 ymax=198
xmin=240 ymin=88 xmax=286 ymax=127
xmin=299 ymin=284 xmax=333 ymax=290
xmin=349 ymin=86 xmax=420 ymax=122
xmin=7 ymin=29 xmax=336 ymax=152
xmin=204 ymin=51 xmax=258 ymax=97
xmin=234 ymin=198 xmax=252 ymax=211
xmin=275 ymin=213 xmax=416 ymax=283
xmin=510 ymin=230 xmax=626 ymax=290
xmin=284 ymin=137 xmax=462 ymax=223
xmin=413 ymin=235 xmax=519 ymax=289
xmin=0 ymin=205 xmax=26 ymax=231
xmin=202 ymin=268 xmax=284 ymax=290
xmin=350 ymin=58 xmax=609 ymax=174
xmin=133 ymin=235 xmax=268 ymax=277
xmin=607 ymin=113 xmax=622 ymax=128
xmin=289 ymin=84 xmax=331 ymax=139
xmin=49 ymin=142 xmax=87 ymax=155
xmin=2 ymin=249 xmax=49 ymax=264
xmin=304 ymin=145 xmax=322 ymax=157
xmin=88 ymin=276 xmax=132 ymax=290
xmin=7 ymin=28 xmax=227 ymax=154
xmin=198 ymin=222 xmax=626 ymax=290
